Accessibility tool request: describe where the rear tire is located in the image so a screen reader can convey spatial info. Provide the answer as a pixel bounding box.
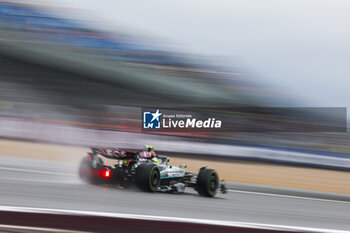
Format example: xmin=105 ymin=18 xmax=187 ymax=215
xmin=196 ymin=168 xmax=219 ymax=197
xmin=79 ymin=155 xmax=103 ymax=184
xmin=79 ymin=156 xmax=93 ymax=182
xmin=136 ymin=163 xmax=160 ymax=192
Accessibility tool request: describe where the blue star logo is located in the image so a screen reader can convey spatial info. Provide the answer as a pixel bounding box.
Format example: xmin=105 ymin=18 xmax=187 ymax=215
xmin=143 ymin=109 xmax=162 ymax=129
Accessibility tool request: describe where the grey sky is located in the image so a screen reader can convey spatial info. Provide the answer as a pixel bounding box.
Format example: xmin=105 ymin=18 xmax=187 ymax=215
xmin=38 ymin=0 xmax=350 ymax=108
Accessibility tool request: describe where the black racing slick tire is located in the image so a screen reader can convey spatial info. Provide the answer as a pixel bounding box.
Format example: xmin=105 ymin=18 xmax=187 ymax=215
xmin=136 ymin=163 xmax=160 ymax=192
xmin=196 ymin=168 xmax=219 ymax=197
xmin=79 ymin=155 xmax=103 ymax=184
xmin=79 ymin=156 xmax=93 ymax=182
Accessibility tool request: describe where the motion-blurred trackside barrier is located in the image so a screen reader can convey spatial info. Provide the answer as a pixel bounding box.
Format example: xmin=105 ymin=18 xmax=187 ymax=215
xmin=0 ymin=206 xmax=347 ymax=233
xmin=1 ymin=116 xmax=350 ymax=170
xmin=0 ymin=34 xmax=244 ymax=107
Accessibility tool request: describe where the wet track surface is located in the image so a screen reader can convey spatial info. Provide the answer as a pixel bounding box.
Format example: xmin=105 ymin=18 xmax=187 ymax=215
xmin=0 ymin=155 xmax=349 ymax=231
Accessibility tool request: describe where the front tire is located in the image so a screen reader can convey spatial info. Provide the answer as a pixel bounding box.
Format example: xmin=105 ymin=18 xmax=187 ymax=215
xmin=196 ymin=168 xmax=219 ymax=197
xmin=136 ymin=163 xmax=160 ymax=192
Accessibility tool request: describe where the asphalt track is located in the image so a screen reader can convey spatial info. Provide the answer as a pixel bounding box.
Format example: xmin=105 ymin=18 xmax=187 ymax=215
xmin=0 ymin=155 xmax=349 ymax=232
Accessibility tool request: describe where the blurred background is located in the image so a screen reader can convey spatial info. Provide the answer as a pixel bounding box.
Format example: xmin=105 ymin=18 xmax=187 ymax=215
xmin=0 ymin=0 xmax=350 ymax=155
xmin=1 ymin=1 xmax=350 ymax=232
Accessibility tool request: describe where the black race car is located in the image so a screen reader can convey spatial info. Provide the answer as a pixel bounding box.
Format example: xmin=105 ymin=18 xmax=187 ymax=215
xmin=79 ymin=146 xmax=227 ymax=197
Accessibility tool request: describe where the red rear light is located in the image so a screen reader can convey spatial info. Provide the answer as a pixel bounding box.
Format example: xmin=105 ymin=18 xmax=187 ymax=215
xmin=102 ymin=170 xmax=111 ymax=178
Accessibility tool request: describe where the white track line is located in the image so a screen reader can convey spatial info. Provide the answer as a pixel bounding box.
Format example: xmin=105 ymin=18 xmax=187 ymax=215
xmin=0 ymin=166 xmax=74 ymax=176
xmin=0 ymin=205 xmax=348 ymax=233
xmin=228 ymin=189 xmax=350 ymax=204
xmin=0 ymin=176 xmax=78 ymax=184
xmin=0 ymin=224 xmax=89 ymax=233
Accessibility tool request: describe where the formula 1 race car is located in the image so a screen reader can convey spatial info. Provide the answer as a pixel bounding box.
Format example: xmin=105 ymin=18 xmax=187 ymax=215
xmin=79 ymin=146 xmax=227 ymax=197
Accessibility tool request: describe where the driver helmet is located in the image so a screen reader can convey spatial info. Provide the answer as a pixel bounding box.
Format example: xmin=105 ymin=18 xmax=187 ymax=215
xmin=145 ymin=145 xmax=156 ymax=152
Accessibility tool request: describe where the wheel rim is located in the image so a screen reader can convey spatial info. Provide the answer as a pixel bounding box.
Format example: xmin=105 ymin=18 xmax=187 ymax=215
xmin=209 ymin=172 xmax=218 ymax=192
xmin=151 ymin=169 xmax=159 ymax=187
